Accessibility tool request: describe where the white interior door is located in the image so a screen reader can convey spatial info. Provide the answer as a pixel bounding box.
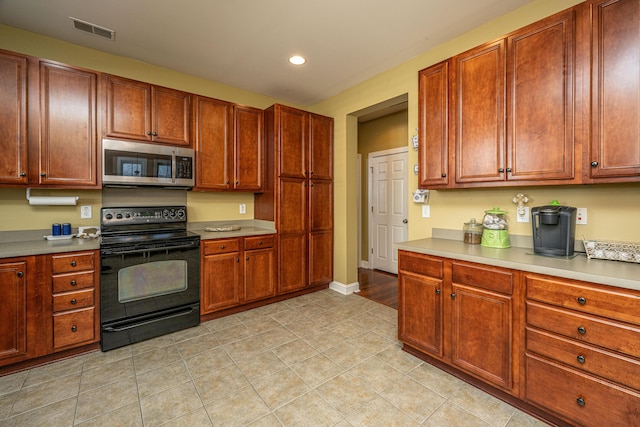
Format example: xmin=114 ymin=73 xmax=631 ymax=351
xmin=369 ymin=148 xmax=408 ymax=274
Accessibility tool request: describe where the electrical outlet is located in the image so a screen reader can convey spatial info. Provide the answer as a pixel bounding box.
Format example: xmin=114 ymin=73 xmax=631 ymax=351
xmin=422 ymin=205 xmax=430 ymax=218
xmin=576 ymin=207 xmax=587 ymax=225
xmin=239 ymin=203 xmax=246 ymax=214
xmin=80 ymin=205 xmax=92 ymax=219
xmin=516 ymin=206 xmax=530 ymax=223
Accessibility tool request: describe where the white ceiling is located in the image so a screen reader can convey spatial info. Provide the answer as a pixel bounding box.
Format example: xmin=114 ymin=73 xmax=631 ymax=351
xmin=0 ymin=0 xmax=532 ymax=106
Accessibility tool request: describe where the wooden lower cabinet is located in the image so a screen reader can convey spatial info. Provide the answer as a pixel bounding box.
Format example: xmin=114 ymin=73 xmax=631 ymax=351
xmin=201 ymin=235 xmax=276 ymax=314
xmin=524 ymin=273 xmax=640 ymax=426
xmin=50 ymin=251 xmax=100 ymax=351
xmin=398 ymin=251 xmax=519 ymax=394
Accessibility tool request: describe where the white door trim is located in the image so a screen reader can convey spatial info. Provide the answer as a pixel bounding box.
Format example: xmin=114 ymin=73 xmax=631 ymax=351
xmin=367 ymin=147 xmax=408 ymax=273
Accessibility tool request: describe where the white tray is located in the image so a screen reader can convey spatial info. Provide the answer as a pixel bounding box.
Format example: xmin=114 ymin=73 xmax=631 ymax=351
xmin=44 ymin=234 xmax=75 ymax=241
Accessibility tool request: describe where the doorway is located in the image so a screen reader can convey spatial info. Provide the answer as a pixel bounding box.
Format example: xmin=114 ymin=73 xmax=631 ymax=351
xmin=368 ymin=147 xmax=408 ymax=274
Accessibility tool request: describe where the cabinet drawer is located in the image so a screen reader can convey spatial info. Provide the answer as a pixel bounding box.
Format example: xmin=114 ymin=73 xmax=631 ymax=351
xmin=527 ymin=327 xmax=640 ymax=390
xmin=51 ymin=252 xmax=95 ymax=274
xmin=398 ymin=251 xmax=443 ymax=279
xmin=52 ymin=271 xmax=94 ymax=293
xmin=525 ymin=354 xmax=640 ymax=426
xmin=203 ymin=239 xmax=240 ymax=255
xmin=53 ymin=289 xmax=94 ymax=313
xmin=452 ymin=261 xmax=513 ymax=295
xmin=244 ymin=235 xmax=275 ymax=250
xmin=53 ymin=308 xmax=96 ymax=350
xmin=527 ymin=302 xmax=640 ymax=358
xmin=526 ymin=274 xmax=640 ymax=326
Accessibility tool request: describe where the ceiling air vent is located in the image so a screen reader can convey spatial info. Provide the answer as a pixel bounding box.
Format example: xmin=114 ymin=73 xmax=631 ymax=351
xmin=70 ymin=17 xmax=115 ymax=40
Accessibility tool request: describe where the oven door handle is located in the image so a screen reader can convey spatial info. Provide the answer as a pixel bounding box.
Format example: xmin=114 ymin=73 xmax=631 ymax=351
xmin=102 ymin=306 xmax=198 ymax=332
xmin=102 ymin=242 xmax=199 ymax=256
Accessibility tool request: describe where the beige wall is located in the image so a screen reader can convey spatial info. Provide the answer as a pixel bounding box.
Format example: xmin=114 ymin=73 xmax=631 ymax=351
xmin=357 ymin=110 xmax=408 ymax=262
xmin=308 ymin=0 xmax=640 ymax=287
xmin=0 ymin=24 xmax=291 ymax=231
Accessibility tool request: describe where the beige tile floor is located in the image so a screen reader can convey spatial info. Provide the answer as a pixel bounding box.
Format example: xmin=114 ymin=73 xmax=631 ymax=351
xmin=0 ymin=290 xmax=550 ymax=426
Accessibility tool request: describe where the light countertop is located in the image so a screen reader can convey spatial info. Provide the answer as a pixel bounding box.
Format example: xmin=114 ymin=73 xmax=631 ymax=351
xmin=396 ymin=238 xmax=640 ymax=292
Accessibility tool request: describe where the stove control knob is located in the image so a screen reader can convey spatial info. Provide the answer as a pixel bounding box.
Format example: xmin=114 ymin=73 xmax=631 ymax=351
xmin=177 ymin=209 xmax=185 ymax=218
xmin=163 ymin=209 xmax=169 ymax=218
xmin=116 ymin=213 xmax=123 ymax=219
xmin=105 ymin=214 xmax=113 ymax=220
xmin=125 ymin=213 xmax=131 ymax=219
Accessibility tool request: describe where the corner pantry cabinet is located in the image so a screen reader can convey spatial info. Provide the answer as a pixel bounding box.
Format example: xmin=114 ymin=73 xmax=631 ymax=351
xmin=105 ymin=74 xmax=191 ymax=146
xmin=255 ymin=104 xmax=333 ymax=294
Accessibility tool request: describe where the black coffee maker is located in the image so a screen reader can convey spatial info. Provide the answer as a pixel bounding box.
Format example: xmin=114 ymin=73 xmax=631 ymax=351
xmin=531 ymin=204 xmax=577 ymax=257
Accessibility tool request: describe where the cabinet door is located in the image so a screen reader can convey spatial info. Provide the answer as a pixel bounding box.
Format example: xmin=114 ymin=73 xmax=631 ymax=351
xmin=278 ymin=233 xmax=307 ymax=293
xmin=194 ymin=96 xmax=233 ymax=190
xmin=0 ymin=260 xmax=27 ymax=363
xmin=589 ymin=0 xmax=640 ymax=179
xmin=244 ymin=248 xmax=276 ymax=302
xmin=37 ymin=62 xmax=98 ymax=187
xmin=105 ymin=75 xmax=151 ymax=142
xmin=418 ymin=61 xmax=450 ymax=187
xmin=201 ymin=252 xmax=241 ymax=314
xmin=152 ymin=86 xmax=190 ymax=146
xmin=0 ymin=51 xmax=28 ymax=185
xmin=453 ymin=40 xmax=506 ymax=184
xmin=234 ymin=105 xmax=264 ymax=190
xmin=506 ymin=9 xmax=576 ymax=182
xmin=278 ymin=105 xmax=307 ymax=179
xmin=309 ymin=113 xmax=333 ymax=180
xmin=309 ymin=230 xmax=333 ymax=287
xmin=450 ymin=284 xmax=513 ymax=390
xmin=398 ymin=272 xmax=443 ymax=357
xmin=278 ymin=178 xmax=308 ymax=293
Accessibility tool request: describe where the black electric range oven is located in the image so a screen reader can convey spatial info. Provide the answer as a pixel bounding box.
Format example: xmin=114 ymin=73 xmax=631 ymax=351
xmin=100 ymin=206 xmax=200 ymax=351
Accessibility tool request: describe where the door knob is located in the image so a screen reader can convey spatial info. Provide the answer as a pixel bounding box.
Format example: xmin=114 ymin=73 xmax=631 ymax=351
xmin=402 ymin=219 xmax=408 ymax=224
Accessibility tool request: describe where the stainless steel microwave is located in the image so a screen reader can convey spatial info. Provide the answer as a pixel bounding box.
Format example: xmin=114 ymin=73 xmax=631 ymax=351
xmin=102 ymin=139 xmax=194 ymax=188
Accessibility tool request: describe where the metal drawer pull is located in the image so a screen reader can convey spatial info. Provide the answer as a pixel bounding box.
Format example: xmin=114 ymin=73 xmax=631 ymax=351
xmin=70 ymin=280 xmax=77 ymax=286
xmin=577 ymin=297 xmax=586 ymax=305
xmin=576 ymin=397 xmax=585 ymax=407
xmin=17 ymin=271 xmax=23 ymax=277
xmin=435 ymin=289 xmax=441 ymax=295
xmin=577 ymin=355 xmax=585 ymax=364
xmin=71 ymin=325 xmax=77 ymax=332
xmin=577 ymin=326 xmax=587 ymax=335
xmin=71 ymin=261 xmax=77 ymax=267
xmin=71 ymin=299 xmax=77 ymax=305
xmin=259 ymin=241 xmax=263 ymax=245
xmin=221 ymin=245 xmax=225 ymax=249
xmin=450 ymin=293 xmax=456 ymax=299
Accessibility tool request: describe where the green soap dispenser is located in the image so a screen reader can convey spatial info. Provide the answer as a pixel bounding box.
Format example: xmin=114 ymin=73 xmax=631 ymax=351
xmin=481 ymin=207 xmax=511 ymax=248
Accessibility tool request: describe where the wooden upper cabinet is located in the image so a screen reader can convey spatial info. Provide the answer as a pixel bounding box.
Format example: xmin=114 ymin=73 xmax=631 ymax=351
xmin=234 ymin=105 xmax=264 ymax=191
xmin=193 ymin=96 xmax=233 ymax=190
xmin=309 ymin=113 xmax=333 ymax=180
xmin=278 ymin=105 xmax=307 ymax=179
xmin=418 ymin=61 xmax=449 ymax=188
xmin=506 ymin=8 xmax=577 ymax=183
xmin=588 ymin=0 xmax=640 ymax=181
xmin=35 ymin=61 xmax=99 ymax=187
xmin=0 ymin=51 xmax=28 ymax=185
xmin=105 ymin=75 xmax=190 ymax=146
xmin=452 ymin=40 xmax=505 ymax=184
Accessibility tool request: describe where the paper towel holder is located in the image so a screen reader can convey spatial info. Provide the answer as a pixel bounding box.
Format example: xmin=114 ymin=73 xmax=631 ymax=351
xmin=26 ymin=188 xmax=79 ymax=206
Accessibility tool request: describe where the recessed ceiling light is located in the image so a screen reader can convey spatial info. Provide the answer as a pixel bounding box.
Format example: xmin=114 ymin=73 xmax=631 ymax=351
xmin=289 ymin=55 xmax=306 ymax=65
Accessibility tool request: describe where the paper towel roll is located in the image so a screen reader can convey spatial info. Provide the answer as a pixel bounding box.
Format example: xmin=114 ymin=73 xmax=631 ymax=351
xmin=28 ymin=196 xmax=78 ymax=206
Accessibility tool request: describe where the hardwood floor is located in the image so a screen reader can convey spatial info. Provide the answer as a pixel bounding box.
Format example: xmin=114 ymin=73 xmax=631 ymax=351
xmin=357 ymin=267 xmax=398 ymax=309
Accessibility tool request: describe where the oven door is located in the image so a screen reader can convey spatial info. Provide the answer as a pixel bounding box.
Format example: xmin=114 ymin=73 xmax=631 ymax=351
xmin=100 ymin=238 xmax=200 ymax=325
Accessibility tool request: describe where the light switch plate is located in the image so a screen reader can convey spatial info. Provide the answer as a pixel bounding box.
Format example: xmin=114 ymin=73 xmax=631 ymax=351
xmin=516 ymin=206 xmax=530 ymax=223
xmin=422 ymin=205 xmax=430 ymax=218
xmin=239 ymin=204 xmax=246 ymax=214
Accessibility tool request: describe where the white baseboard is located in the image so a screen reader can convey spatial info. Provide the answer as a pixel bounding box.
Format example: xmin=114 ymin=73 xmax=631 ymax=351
xmin=329 ymin=280 xmax=360 ymax=295
xmin=359 ymin=260 xmax=370 ymax=269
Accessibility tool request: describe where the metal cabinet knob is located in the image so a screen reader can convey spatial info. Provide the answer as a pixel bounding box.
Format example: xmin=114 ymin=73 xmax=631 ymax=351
xmin=221 ymin=245 xmax=225 ymax=249
xmin=147 ymin=131 xmax=152 ymax=135
xmin=40 ymin=172 xmax=46 ymax=177
xmin=246 ymin=256 xmax=249 ymax=261
xmin=20 ymin=172 xmax=26 ymax=177
xmin=577 ymin=297 xmax=586 ymax=305
xmin=441 ymin=173 xmax=447 ymax=178
xmin=71 ymin=299 xmax=77 ymax=305
xmin=70 ymin=280 xmax=77 ymax=286
xmin=71 ymin=325 xmax=77 ymax=332
xmin=576 ymin=397 xmax=585 ymax=407
xmin=498 ymin=168 xmax=504 ymax=173
xmin=258 ymin=241 xmax=263 ymax=245
xmin=71 ymin=261 xmax=77 ymax=267
xmin=577 ymin=326 xmax=587 ymax=335
xmin=17 ymin=271 xmax=24 ymax=278
xmin=591 ymin=161 xmax=599 ymax=168
xmin=450 ymin=293 xmax=456 ymax=299
xmin=435 ymin=289 xmax=441 ymax=295
xmin=577 ymin=355 xmax=585 ymax=364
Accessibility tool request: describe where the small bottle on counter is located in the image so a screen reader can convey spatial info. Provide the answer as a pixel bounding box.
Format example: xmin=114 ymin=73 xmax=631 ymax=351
xmin=464 ymin=218 xmax=483 ymax=244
